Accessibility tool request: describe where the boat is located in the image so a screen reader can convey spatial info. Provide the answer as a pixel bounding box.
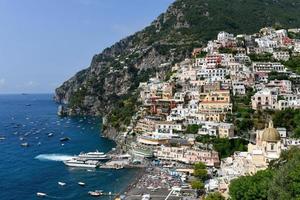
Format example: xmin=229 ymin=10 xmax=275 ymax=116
xmin=60 ymin=137 xmax=70 ymax=142
xmin=78 ymin=151 xmax=109 ymax=161
xmin=63 ymin=158 xmax=99 ymax=168
xmin=0 ymin=136 xmax=5 ymax=140
xmin=48 ymin=133 xmax=54 ymax=137
xmin=58 ymin=181 xmax=66 ymax=186
xmin=21 ymin=142 xmax=29 ymax=147
xmin=36 ymin=192 xmax=47 ymax=197
xmin=88 ymin=190 xmax=103 ymax=197
xmin=78 ymin=182 xmax=85 ymax=186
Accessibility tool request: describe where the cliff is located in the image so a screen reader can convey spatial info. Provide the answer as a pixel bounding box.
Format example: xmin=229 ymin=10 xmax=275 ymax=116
xmin=55 ymin=0 xmax=300 ymax=136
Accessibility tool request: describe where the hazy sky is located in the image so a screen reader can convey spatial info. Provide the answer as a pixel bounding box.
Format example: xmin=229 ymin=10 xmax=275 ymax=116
xmin=0 ymin=0 xmax=174 ymax=94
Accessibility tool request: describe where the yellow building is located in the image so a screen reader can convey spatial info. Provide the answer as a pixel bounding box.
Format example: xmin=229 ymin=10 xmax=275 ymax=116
xmin=199 ymin=90 xmax=232 ymax=113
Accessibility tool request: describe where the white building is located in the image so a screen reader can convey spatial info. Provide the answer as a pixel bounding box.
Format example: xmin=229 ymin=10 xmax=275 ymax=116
xmin=232 ymin=82 xmax=246 ymax=95
xmin=253 ymin=62 xmax=285 ymax=73
xmin=251 ymin=88 xmax=278 ymax=110
xmin=273 ymin=51 xmax=290 ymax=61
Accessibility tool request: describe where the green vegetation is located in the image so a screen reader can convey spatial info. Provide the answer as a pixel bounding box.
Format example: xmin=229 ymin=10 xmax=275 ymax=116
xmin=191 ymin=162 xmax=207 ymax=191
xmin=185 ymin=124 xmax=201 ymax=134
xmin=204 ymin=192 xmax=225 ymax=200
xmin=284 ymin=56 xmax=300 ymax=74
xmin=194 ymin=162 xmax=208 ymax=181
xmin=191 ymin=180 xmax=204 ymax=190
xmin=232 ymin=88 xmax=256 ymax=135
xmin=218 ymin=47 xmax=237 ymax=54
xmin=268 ymin=71 xmax=289 ymax=81
xmin=229 ymin=170 xmax=274 ymax=200
xmin=107 ymin=94 xmax=139 ymax=130
xmin=196 ymin=51 xmax=208 ymax=58
xmin=272 ymin=108 xmax=300 ymax=138
xmin=165 ymin=70 xmax=177 ymax=81
xmin=69 ymin=87 xmax=87 ymax=110
xmin=229 ymin=148 xmax=300 ymax=200
xmin=196 ymin=136 xmax=248 ymax=158
xmin=249 ymin=53 xmax=274 ymax=62
xmin=288 ymin=32 xmax=300 ymax=39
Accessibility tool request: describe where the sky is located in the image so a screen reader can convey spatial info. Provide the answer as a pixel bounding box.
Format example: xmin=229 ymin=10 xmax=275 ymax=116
xmin=0 ymin=0 xmax=174 ymax=94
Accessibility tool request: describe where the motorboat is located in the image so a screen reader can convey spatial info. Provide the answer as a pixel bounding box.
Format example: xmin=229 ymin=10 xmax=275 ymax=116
xmin=88 ymin=190 xmax=103 ymax=197
xmin=78 ymin=182 xmax=86 ymax=186
xmin=48 ymin=133 xmax=54 ymax=137
xmin=58 ymin=181 xmax=66 ymax=186
xmin=36 ymin=192 xmax=47 ymax=197
xmin=60 ymin=137 xmax=70 ymax=142
xmin=21 ymin=142 xmax=29 ymax=147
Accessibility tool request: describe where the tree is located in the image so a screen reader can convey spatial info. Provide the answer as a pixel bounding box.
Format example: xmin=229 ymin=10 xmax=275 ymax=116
xmin=229 ymin=170 xmax=273 ymax=200
xmin=205 ymin=192 xmax=225 ymax=200
xmin=185 ymin=124 xmax=201 ymax=134
xmin=191 ymin=180 xmax=204 ymax=190
xmin=268 ymin=148 xmax=300 ymax=200
xmin=229 ymin=148 xmax=300 ymax=200
xmin=194 ymin=162 xmax=208 ymax=181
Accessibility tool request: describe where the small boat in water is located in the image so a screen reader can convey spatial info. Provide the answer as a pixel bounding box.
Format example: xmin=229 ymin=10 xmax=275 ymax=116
xmin=78 ymin=182 xmax=86 ymax=186
xmin=36 ymin=192 xmax=47 ymax=197
xmin=58 ymin=181 xmax=66 ymax=186
xmin=60 ymin=137 xmax=70 ymax=142
xmin=88 ymin=190 xmax=103 ymax=197
xmin=48 ymin=133 xmax=54 ymax=137
xmin=0 ymin=136 xmax=5 ymax=140
xmin=21 ymin=142 xmax=29 ymax=147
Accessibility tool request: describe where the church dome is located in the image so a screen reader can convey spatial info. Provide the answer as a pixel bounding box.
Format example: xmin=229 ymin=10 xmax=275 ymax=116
xmin=261 ymin=121 xmax=281 ymax=142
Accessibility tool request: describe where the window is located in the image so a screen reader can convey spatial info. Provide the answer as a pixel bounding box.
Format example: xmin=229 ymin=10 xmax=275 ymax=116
xmin=271 ymin=144 xmax=274 ymax=151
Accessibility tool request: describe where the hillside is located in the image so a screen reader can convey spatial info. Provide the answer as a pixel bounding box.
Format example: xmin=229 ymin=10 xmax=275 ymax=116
xmin=55 ymin=0 xmax=300 ymax=135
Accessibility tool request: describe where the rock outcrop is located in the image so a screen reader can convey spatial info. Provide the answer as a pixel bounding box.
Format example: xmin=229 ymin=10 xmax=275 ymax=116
xmin=55 ymin=0 xmax=300 ymax=137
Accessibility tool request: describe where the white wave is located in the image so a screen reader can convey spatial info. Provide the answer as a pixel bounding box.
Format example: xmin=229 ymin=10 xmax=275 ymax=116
xmin=35 ymin=154 xmax=75 ymax=162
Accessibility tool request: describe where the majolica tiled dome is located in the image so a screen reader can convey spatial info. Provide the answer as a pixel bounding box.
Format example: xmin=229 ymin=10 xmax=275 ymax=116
xmin=261 ymin=121 xmax=280 ymax=142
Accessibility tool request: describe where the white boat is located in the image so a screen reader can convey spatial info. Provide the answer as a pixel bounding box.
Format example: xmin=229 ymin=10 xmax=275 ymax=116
xmin=63 ymin=158 xmax=99 ymax=168
xmin=88 ymin=190 xmax=103 ymax=197
xmin=78 ymin=182 xmax=85 ymax=186
xmin=21 ymin=142 xmax=29 ymax=147
xmin=36 ymin=192 xmax=47 ymax=197
xmin=58 ymin=181 xmax=66 ymax=186
xmin=78 ymin=151 xmax=109 ymax=161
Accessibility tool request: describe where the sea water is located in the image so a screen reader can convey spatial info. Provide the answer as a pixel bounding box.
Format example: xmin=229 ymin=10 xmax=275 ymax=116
xmin=0 ymin=94 xmax=139 ymax=200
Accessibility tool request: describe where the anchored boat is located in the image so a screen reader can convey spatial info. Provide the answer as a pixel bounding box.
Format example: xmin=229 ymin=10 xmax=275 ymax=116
xmin=78 ymin=151 xmax=109 ymax=161
xmin=63 ymin=158 xmax=99 ymax=168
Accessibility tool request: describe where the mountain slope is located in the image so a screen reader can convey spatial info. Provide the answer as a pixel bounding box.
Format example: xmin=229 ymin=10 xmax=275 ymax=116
xmin=55 ymin=0 xmax=300 ymax=130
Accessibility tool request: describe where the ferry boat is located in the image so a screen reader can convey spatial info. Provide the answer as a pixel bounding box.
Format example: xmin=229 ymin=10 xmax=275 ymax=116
xmin=63 ymin=158 xmax=99 ymax=168
xmin=78 ymin=151 xmax=109 ymax=161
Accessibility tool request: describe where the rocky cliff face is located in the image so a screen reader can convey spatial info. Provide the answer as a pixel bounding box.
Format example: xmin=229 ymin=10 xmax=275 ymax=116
xmin=55 ymin=0 xmax=300 ymax=135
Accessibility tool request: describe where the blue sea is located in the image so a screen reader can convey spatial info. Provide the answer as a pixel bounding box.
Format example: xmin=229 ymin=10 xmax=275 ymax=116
xmin=0 ymin=94 xmax=139 ymax=200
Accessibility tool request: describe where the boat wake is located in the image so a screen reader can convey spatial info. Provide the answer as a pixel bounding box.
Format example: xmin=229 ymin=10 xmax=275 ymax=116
xmin=35 ymin=154 xmax=75 ymax=162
